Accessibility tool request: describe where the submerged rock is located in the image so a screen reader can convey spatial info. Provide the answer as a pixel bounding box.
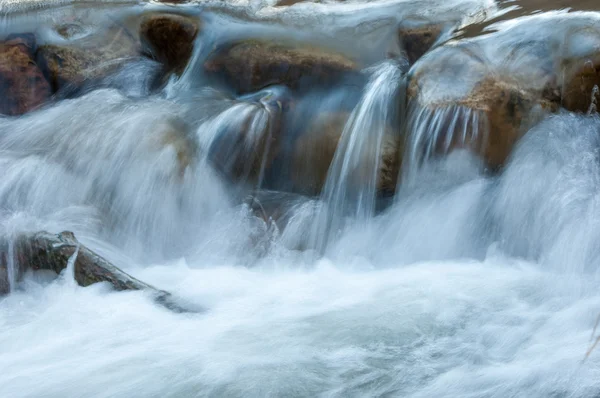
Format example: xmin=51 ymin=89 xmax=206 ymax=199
xmin=0 ymin=34 xmax=51 ymax=116
xmin=140 ymin=13 xmax=200 ymax=76
xmin=36 ymin=24 xmax=140 ymax=93
xmin=204 ymin=39 xmax=358 ymax=93
xmin=0 ymin=231 xmax=196 ymax=313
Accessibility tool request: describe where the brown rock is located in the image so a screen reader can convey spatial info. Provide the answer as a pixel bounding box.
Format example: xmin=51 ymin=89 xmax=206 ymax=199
xmin=292 ymin=112 xmax=401 ymax=195
xmin=0 ymin=34 xmax=51 ymax=116
xmin=140 ymin=13 xmax=199 ymax=76
xmin=0 ymin=231 xmax=198 ymax=312
xmin=36 ymin=24 xmax=140 ymax=92
xmin=407 ymin=75 xmax=556 ymax=170
xmin=560 ymin=57 xmax=600 ymax=113
xmin=399 ymin=23 xmax=444 ymax=65
xmin=204 ymin=40 xmax=358 ymax=94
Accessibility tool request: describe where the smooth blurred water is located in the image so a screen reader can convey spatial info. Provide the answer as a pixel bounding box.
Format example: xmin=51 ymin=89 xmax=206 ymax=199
xmin=1 ymin=1 xmax=600 ymax=397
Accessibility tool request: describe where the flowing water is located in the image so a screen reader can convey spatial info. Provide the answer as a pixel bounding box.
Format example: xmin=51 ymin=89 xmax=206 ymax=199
xmin=2 ymin=0 xmax=600 ymax=397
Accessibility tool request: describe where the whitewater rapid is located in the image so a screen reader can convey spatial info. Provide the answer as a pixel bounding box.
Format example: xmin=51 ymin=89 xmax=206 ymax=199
xmin=1 ymin=0 xmax=600 ymax=395
xmin=1 ymin=103 xmax=600 ymax=396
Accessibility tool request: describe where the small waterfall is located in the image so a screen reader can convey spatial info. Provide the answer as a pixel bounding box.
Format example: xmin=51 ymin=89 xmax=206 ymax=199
xmin=5 ymin=239 xmax=16 ymax=292
xmin=309 ymin=61 xmax=404 ymax=253
xmin=402 ymin=102 xmax=489 ymax=186
xmin=198 ymin=87 xmax=285 ymax=188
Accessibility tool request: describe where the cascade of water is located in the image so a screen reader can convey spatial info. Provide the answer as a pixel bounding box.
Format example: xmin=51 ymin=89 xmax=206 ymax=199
xmin=198 ymin=87 xmax=284 ymax=188
xmin=309 ymin=61 xmax=404 ymax=253
xmin=402 ymin=102 xmax=489 ymax=186
xmin=6 ymin=238 xmax=15 ymax=292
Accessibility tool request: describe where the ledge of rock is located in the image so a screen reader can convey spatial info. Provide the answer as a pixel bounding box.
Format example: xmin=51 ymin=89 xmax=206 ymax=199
xmin=0 ymin=231 xmax=197 ymax=313
xmin=140 ymin=13 xmax=200 ymax=76
xmin=204 ymin=39 xmax=359 ymax=94
xmin=36 ymin=23 xmax=140 ymax=93
xmin=398 ymin=22 xmax=444 ymax=65
xmin=0 ymin=34 xmax=52 ymax=116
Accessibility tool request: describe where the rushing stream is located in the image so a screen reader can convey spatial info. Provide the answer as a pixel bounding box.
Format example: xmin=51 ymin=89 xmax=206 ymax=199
xmin=2 ymin=0 xmax=600 ymax=397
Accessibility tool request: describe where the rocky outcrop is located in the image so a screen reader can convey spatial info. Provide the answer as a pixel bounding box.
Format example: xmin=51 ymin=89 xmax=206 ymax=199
xmin=0 ymin=231 xmax=196 ymax=313
xmin=0 ymin=34 xmax=51 ymax=116
xmin=204 ymin=39 xmax=358 ymax=94
xmin=140 ymin=13 xmax=199 ymax=76
xmin=36 ymin=24 xmax=140 ymax=93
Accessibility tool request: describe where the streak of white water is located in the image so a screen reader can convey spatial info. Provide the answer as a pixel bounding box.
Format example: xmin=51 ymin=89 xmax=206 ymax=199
xmin=309 ymin=61 xmax=403 ymax=252
xmin=402 ymin=103 xmax=488 ymax=186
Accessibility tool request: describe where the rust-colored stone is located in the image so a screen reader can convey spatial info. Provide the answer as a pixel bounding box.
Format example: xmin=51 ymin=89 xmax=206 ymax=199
xmin=0 ymin=34 xmax=51 ymax=116
xmin=204 ymin=40 xmax=358 ymax=94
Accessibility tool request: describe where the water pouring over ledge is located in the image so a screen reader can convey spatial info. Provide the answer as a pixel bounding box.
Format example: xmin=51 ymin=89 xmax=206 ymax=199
xmin=309 ymin=60 xmax=405 ymax=253
xmin=1 ymin=1 xmax=600 ymax=397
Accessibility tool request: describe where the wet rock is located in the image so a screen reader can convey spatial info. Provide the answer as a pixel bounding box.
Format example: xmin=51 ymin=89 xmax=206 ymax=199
xmin=398 ymin=23 xmax=444 ymax=65
xmin=291 ymin=112 xmax=400 ymax=195
xmin=0 ymin=34 xmax=51 ymax=116
xmin=36 ymin=24 xmax=140 ymax=93
xmin=560 ymin=55 xmax=600 ymax=114
xmin=140 ymin=13 xmax=199 ymax=76
xmin=0 ymin=231 xmax=196 ymax=313
xmin=208 ymin=86 xmax=292 ymax=184
xmin=405 ymin=32 xmax=562 ymax=170
xmin=204 ymin=39 xmax=358 ymax=94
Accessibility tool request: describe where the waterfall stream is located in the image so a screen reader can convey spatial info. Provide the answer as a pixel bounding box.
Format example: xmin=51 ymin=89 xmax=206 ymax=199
xmin=2 ymin=1 xmax=600 ymax=397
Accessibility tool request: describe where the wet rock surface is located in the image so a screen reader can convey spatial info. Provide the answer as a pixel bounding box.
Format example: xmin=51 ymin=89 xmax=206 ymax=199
xmin=0 ymin=34 xmax=52 ymax=115
xmin=292 ymin=111 xmax=401 ymax=195
xmin=0 ymin=231 xmax=195 ymax=312
xmin=204 ymin=39 xmax=359 ymax=94
xmin=140 ymin=13 xmax=200 ymax=76
xmin=36 ymin=23 xmax=140 ymax=93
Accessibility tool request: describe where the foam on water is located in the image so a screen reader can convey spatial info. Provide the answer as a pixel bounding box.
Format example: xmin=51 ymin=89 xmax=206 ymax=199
xmin=1 ymin=2 xmax=600 ymax=397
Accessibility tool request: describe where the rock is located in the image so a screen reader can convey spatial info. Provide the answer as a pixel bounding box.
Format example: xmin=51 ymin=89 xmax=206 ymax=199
xmin=560 ymin=55 xmax=600 ymax=114
xmin=204 ymin=39 xmax=358 ymax=94
xmin=140 ymin=13 xmax=199 ymax=76
xmin=291 ymin=112 xmax=401 ymax=195
xmin=398 ymin=23 xmax=444 ymax=65
xmin=0 ymin=231 xmax=197 ymax=313
xmin=208 ymin=86 xmax=292 ymax=184
xmin=36 ymin=24 xmax=140 ymax=93
xmin=405 ymin=38 xmax=559 ymax=171
xmin=0 ymin=34 xmax=51 ymax=116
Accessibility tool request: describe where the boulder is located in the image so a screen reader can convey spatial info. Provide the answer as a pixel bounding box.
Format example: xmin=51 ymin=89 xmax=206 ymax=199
xmin=405 ymin=38 xmax=560 ymax=171
xmin=0 ymin=34 xmax=51 ymax=116
xmin=559 ymin=55 xmax=600 ymax=114
xmin=203 ymin=39 xmax=358 ymax=94
xmin=36 ymin=24 xmax=140 ymax=93
xmin=140 ymin=13 xmax=200 ymax=76
xmin=0 ymin=231 xmax=196 ymax=312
